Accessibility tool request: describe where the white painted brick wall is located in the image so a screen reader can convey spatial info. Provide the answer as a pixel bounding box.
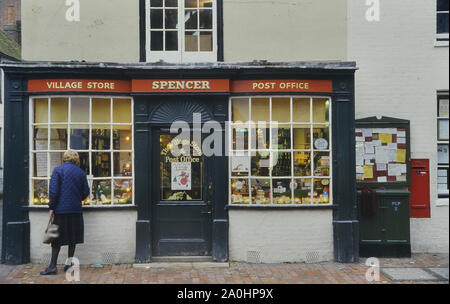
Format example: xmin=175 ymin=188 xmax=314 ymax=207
xmin=229 ymin=210 xmax=333 ymax=263
xmin=348 ymin=0 xmax=449 ymax=253
xmin=30 ymin=210 xmax=137 ymax=265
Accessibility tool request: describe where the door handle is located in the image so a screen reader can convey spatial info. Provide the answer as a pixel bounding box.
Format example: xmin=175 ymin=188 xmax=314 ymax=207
xmin=201 ymin=211 xmax=212 ymax=214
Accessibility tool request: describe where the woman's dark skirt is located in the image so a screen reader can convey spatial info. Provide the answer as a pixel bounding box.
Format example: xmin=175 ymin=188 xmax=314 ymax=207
xmin=51 ymin=213 xmax=84 ymax=248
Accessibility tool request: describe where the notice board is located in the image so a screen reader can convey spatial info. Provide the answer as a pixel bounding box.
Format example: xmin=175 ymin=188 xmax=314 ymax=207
xmin=355 ymin=117 xmax=411 ymax=187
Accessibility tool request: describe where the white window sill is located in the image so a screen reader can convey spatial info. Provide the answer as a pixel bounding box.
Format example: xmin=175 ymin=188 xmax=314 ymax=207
xmin=435 ymin=198 xmax=449 ymax=207
xmin=435 ymin=40 xmax=449 ymax=47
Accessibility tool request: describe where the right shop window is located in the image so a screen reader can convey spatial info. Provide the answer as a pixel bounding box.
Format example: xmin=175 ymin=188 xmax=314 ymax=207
xmin=229 ymin=96 xmax=332 ymax=205
xmin=437 ymin=91 xmax=449 ymax=198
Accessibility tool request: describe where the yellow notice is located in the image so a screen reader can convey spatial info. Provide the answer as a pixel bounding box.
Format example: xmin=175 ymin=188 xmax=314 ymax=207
xmin=396 ymin=149 xmax=406 ymax=163
xmin=364 ymin=165 xmax=374 ymax=179
xmin=379 ymin=134 xmax=392 ymax=144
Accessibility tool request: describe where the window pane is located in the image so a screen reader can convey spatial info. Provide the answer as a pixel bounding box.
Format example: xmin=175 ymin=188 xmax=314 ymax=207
xmin=185 ymin=0 xmax=198 ymax=8
xmin=251 ymin=98 xmax=270 ymax=121
xmin=113 ymin=127 xmax=132 ymax=150
xmin=165 ymin=0 xmax=178 ymax=7
xmin=293 ymin=178 xmax=312 ymax=204
xmin=293 ymin=98 xmax=310 ymax=122
xmin=272 ymin=152 xmax=291 ymax=177
xmin=151 ymin=31 xmax=164 ymax=51
xmin=92 ymin=98 xmax=111 ymax=123
xmin=439 ymin=98 xmax=449 ymax=117
xmin=231 ymin=152 xmax=249 ymax=177
xmin=150 ymin=9 xmax=163 ymax=29
xmin=294 ymin=152 xmax=311 ymax=177
xmin=166 ymin=31 xmax=178 ymax=51
xmin=114 ymin=152 xmax=133 ymax=177
xmin=232 ymin=98 xmax=249 ymax=122
xmin=313 ymin=178 xmax=331 ymax=204
xmin=199 ymin=9 xmax=212 ymax=29
xmin=34 ymin=98 xmax=48 ymax=123
xmin=113 ymin=98 xmax=132 ymax=124
xmin=272 ymin=98 xmax=290 ymax=123
xmin=185 ymin=10 xmax=198 ymax=29
xmin=32 ymin=180 xmax=49 ymax=205
xmin=50 ymin=98 xmax=68 ymax=123
xmin=34 ymin=127 xmax=48 ymax=150
xmin=293 ymin=125 xmax=311 ymax=150
xmin=232 ymin=125 xmax=248 ymax=150
xmin=251 ymin=127 xmax=270 ymax=150
xmin=91 ymin=180 xmax=112 ymax=205
xmin=50 ymin=127 xmax=67 ymax=150
xmin=313 ymin=98 xmax=330 ymax=123
xmin=92 ymin=126 xmax=111 ymax=150
xmin=151 ymin=0 xmax=163 ymax=7
xmin=185 ymin=31 xmax=198 ymax=51
xmin=79 ymin=152 xmax=89 ymax=175
xmin=33 ymin=152 xmax=47 ymax=177
xmin=92 ymin=153 xmax=111 ymax=177
xmin=314 ymin=152 xmax=331 ymax=177
xmin=273 ymin=179 xmax=292 ymax=204
xmin=165 ymin=9 xmax=178 ymax=29
xmin=50 ymin=152 xmax=64 ymax=174
xmin=70 ymin=126 xmax=89 ymax=150
xmin=251 ymin=179 xmax=270 ymax=205
xmin=251 ymin=152 xmax=270 ymax=177
xmin=231 ymin=179 xmax=249 ymax=204
xmin=438 ymin=0 xmax=449 ymax=11
xmin=438 ymin=119 xmax=449 ymax=140
xmin=113 ymin=179 xmax=133 ymax=205
xmin=200 ymin=0 xmax=213 ymax=8
xmin=272 ymin=127 xmax=291 ymax=150
xmin=71 ymin=97 xmax=90 ymax=123
xmin=313 ymin=125 xmax=330 ymax=150
xmin=437 ymin=13 xmax=449 ymax=34
xmin=200 ymin=31 xmax=213 ymax=51
xmin=438 ymin=144 xmax=449 ymax=164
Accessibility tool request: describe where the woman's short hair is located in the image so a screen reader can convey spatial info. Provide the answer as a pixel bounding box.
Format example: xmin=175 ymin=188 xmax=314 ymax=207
xmin=63 ymin=150 xmax=80 ymax=166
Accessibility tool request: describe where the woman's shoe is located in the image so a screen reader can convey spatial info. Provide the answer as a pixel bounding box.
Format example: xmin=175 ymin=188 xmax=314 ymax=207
xmin=63 ymin=263 xmax=74 ymax=272
xmin=40 ymin=267 xmax=57 ymax=275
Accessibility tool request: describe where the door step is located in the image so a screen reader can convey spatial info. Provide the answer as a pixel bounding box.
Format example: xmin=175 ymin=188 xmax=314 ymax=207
xmin=151 ymin=256 xmax=214 ymax=263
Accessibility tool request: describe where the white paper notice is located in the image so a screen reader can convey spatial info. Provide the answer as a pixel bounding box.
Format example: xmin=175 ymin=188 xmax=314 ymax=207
xmin=387 ymin=143 xmax=397 ymax=149
xmin=397 ymin=131 xmax=406 ymax=138
xmin=378 ymin=177 xmax=387 ymax=183
xmin=365 ymin=143 xmax=375 ymax=154
xmin=388 ymin=164 xmax=403 ymax=176
xmin=355 ymin=128 xmax=362 ymax=133
xmin=397 ymin=175 xmax=407 ymax=182
xmin=171 ymin=162 xmax=192 ymax=191
xmin=356 ymin=147 xmax=364 ymax=166
xmin=397 ymin=137 xmax=406 ymax=144
xmin=376 ymin=163 xmax=387 ymax=171
xmin=356 ymin=136 xmax=364 ymax=142
xmin=356 ymin=166 xmax=364 ymax=174
xmin=388 ymin=149 xmax=397 ymax=162
xmin=362 ymin=129 xmax=373 ymax=138
xmin=372 ymin=140 xmax=382 ymax=147
xmin=375 ymin=147 xmax=389 ymax=164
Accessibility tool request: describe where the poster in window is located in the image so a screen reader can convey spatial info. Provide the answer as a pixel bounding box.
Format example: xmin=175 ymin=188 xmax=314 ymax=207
xmin=171 ymin=162 xmax=192 ymax=191
xmin=231 ymin=156 xmax=249 ymax=173
xmin=438 ymin=144 xmax=449 ymax=164
xmin=439 ymin=99 xmax=449 ymax=117
xmin=438 ymin=119 xmax=449 ymax=140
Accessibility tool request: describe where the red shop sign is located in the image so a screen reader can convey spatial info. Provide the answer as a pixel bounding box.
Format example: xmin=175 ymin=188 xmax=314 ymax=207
xmin=28 ymin=79 xmax=132 ymax=93
xmin=132 ymin=79 xmax=230 ymax=93
xmin=231 ymin=80 xmax=333 ymax=93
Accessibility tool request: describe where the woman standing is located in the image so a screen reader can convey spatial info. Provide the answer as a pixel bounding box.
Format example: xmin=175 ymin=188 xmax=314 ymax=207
xmin=40 ymin=150 xmax=90 ymax=275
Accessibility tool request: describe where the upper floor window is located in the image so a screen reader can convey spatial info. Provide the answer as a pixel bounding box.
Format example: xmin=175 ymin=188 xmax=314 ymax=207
xmin=146 ymin=0 xmax=217 ymax=62
xmin=437 ymin=0 xmax=449 ymax=42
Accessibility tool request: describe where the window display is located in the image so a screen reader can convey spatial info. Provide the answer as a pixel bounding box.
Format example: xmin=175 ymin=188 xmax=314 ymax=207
xmin=229 ymin=96 xmax=332 ymax=205
xmin=30 ymin=96 xmax=134 ymax=206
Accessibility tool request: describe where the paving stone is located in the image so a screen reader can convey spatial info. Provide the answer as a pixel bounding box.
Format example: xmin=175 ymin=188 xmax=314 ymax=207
xmin=382 ymin=268 xmax=438 ymax=281
xmin=428 ymin=268 xmax=449 ymax=280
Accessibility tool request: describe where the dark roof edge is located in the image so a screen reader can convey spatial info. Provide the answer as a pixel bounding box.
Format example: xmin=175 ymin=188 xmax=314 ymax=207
xmin=0 ymin=60 xmax=357 ymax=71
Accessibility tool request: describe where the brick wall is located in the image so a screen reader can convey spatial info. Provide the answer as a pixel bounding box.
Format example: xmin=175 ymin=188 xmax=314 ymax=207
xmin=0 ymin=0 xmax=21 ymax=44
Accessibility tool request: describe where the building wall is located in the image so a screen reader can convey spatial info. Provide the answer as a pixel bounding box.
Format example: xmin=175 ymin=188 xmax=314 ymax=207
xmin=29 ymin=210 xmax=137 ymax=264
xmin=348 ymin=0 xmax=449 ymax=253
xmin=0 ymin=0 xmax=21 ymax=44
xmin=223 ymin=0 xmax=348 ymax=62
xmin=229 ymin=210 xmax=333 ymax=263
xmin=21 ymin=0 xmax=140 ymax=62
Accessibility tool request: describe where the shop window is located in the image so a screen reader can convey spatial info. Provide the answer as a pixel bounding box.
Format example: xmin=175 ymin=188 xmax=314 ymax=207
xmin=30 ymin=97 xmax=134 ymax=207
xmin=437 ymin=0 xmax=449 ymax=42
xmin=146 ymin=0 xmax=217 ymax=62
xmin=229 ymin=97 xmax=332 ymax=205
xmin=437 ymin=91 xmax=449 ymax=198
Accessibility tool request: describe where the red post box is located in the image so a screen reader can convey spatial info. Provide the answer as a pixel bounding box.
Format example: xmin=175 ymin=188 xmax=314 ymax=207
xmin=409 ymin=159 xmax=431 ymax=218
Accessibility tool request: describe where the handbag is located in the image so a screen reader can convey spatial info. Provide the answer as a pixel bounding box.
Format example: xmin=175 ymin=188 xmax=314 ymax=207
xmin=43 ymin=215 xmax=59 ymax=244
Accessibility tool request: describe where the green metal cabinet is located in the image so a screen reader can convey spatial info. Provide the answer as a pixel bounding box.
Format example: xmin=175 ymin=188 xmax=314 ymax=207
xmin=358 ymin=189 xmax=411 ymax=257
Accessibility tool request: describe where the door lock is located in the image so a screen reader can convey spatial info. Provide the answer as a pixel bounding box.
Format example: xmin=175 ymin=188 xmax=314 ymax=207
xmin=201 ymin=211 xmax=212 ymax=215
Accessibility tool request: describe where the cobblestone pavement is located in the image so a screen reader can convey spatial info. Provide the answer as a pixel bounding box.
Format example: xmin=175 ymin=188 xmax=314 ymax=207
xmin=0 ymin=253 xmax=448 ymax=284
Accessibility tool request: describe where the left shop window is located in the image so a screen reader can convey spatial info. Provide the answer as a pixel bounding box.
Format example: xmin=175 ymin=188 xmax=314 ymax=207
xmin=30 ymin=97 xmax=134 ymax=207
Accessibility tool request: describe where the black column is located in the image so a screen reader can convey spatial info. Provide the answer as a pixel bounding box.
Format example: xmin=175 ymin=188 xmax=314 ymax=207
xmin=332 ymin=76 xmax=359 ymax=263
xmin=1 ymin=74 xmax=30 ymax=265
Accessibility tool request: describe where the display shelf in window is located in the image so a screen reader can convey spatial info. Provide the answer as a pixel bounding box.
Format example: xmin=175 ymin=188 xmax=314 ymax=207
xmin=355 ymin=116 xmax=411 ymax=188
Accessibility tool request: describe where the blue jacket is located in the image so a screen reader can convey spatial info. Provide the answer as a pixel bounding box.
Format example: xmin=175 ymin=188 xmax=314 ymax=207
xmin=49 ymin=162 xmax=90 ymax=214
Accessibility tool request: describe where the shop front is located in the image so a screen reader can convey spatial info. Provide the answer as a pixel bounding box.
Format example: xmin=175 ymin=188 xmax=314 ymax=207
xmin=1 ymin=61 xmax=358 ymax=265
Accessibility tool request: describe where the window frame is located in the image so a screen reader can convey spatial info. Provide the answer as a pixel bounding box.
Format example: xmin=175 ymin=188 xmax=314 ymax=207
xmin=436 ymin=0 xmax=449 ymax=44
xmin=228 ymin=96 xmax=333 ymax=207
xmin=28 ymin=95 xmax=135 ymax=208
xmin=144 ymin=0 xmax=219 ymax=63
xmin=437 ymin=91 xmax=449 ymax=198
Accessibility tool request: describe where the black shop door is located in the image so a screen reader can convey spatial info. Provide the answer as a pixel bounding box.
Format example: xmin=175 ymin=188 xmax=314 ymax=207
xmin=151 ymin=128 xmax=212 ymax=256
